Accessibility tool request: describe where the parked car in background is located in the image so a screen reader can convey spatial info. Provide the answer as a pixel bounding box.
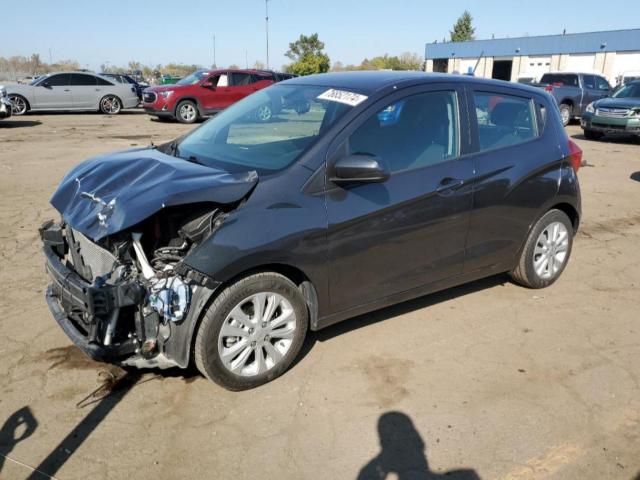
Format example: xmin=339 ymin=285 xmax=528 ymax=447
xmin=143 ymin=68 xmax=276 ymax=123
xmin=616 ymin=71 xmax=640 ymax=89
xmin=160 ymin=74 xmax=182 ymax=85
xmin=534 ymin=72 xmax=612 ymax=126
xmin=6 ymin=72 xmax=139 ymax=115
xmin=581 ymin=80 xmax=640 ymax=139
xmin=42 ymin=72 xmax=582 ymax=389
xmin=100 ymin=73 xmax=149 ymax=101
xmin=0 ymin=86 xmax=12 ymax=119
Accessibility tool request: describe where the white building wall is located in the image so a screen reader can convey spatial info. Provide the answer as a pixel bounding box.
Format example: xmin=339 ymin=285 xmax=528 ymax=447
xmin=611 ymin=51 xmax=640 ymax=84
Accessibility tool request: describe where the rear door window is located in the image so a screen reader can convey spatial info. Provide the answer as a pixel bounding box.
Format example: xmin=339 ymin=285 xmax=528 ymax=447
xmin=473 ymin=91 xmax=538 ymax=152
xmin=230 ymin=73 xmax=252 ymax=86
xmin=70 ymin=74 xmax=97 ymax=86
xmin=96 ymin=76 xmax=114 ymax=86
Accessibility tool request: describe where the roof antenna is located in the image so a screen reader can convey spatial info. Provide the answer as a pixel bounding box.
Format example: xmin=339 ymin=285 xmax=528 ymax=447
xmin=472 ymin=50 xmax=485 ymax=76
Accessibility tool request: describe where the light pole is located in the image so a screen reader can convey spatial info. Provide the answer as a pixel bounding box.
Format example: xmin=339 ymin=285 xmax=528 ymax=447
xmin=265 ymin=0 xmax=270 ymax=69
xmin=213 ymin=35 xmax=217 ymax=68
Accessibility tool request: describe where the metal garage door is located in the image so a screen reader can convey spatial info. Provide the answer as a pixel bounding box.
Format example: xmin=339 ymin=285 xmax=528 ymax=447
xmin=523 ymin=56 xmax=551 ymax=81
xmin=612 ymin=52 xmax=640 ymax=85
xmin=567 ymin=54 xmax=596 ymax=72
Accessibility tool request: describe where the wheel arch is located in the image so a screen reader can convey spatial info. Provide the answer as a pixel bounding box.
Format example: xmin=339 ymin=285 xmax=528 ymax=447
xmin=9 ymin=94 xmax=30 ymax=112
xmin=173 ymin=97 xmax=203 ymax=116
xmin=181 ymin=262 xmax=319 ymax=368
xmin=550 ymin=202 xmax=580 ymax=233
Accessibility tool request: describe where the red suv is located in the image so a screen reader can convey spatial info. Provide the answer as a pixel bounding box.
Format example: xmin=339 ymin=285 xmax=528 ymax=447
xmin=143 ymin=69 xmax=276 ymax=123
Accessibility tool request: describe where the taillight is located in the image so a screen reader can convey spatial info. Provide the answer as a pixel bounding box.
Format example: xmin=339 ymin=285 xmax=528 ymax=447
xmin=545 ymin=84 xmax=553 ymax=92
xmin=568 ymin=139 xmax=583 ymax=173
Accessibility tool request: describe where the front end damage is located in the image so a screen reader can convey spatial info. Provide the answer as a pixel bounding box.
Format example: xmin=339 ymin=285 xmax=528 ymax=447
xmin=41 ymin=207 xmax=223 ymax=369
xmin=41 ymin=147 xmax=258 ymax=369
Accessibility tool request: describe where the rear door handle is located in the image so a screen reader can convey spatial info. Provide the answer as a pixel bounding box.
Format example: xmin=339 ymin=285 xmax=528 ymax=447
xmin=436 ymin=177 xmax=464 ymax=193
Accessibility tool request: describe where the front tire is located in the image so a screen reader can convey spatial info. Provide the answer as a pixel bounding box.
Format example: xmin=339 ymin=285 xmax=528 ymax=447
xmin=559 ymin=103 xmax=571 ymax=126
xmin=176 ymin=100 xmax=198 ymax=124
xmin=9 ymin=95 xmax=28 ymax=115
xmin=511 ymin=209 xmax=574 ymax=289
xmin=584 ymin=129 xmax=604 ymax=140
xmin=194 ymin=272 xmax=309 ymax=390
xmin=99 ymin=95 xmax=122 ymax=115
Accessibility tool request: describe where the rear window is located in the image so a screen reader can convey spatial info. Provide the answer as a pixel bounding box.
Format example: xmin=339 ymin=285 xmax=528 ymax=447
xmin=473 ymin=92 xmax=538 ymax=152
xmin=540 ymin=74 xmax=578 ymax=87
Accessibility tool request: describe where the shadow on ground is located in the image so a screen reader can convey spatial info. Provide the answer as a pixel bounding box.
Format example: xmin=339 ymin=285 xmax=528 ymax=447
xmin=571 ymin=132 xmax=640 ymax=144
xmin=0 ymin=407 xmax=38 ymax=476
xmin=358 ymin=411 xmax=481 ymax=479
xmin=293 ymin=274 xmax=509 ymax=369
xmin=0 ymin=120 xmax=42 ymax=128
xmin=631 ymin=172 xmax=640 ymax=182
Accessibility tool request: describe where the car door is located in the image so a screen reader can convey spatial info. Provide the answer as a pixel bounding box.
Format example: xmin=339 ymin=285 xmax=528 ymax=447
xmin=325 ymin=84 xmax=474 ymax=313
xmin=33 ymin=73 xmax=72 ymax=109
xmin=227 ymin=72 xmax=254 ymax=105
xmin=463 ymin=86 xmax=562 ymax=273
xmin=199 ymin=72 xmax=230 ymax=112
xmin=69 ymin=73 xmax=99 ymax=109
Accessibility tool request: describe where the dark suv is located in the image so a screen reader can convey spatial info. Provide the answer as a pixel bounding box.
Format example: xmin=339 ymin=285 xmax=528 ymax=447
xmin=142 ymin=68 xmax=276 ymax=123
xmin=41 ymin=72 xmax=582 ymax=390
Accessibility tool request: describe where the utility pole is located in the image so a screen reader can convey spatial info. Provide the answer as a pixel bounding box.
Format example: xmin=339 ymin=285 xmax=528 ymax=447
xmin=48 ymin=49 xmax=52 ymax=65
xmin=265 ymin=0 xmax=270 ymax=69
xmin=213 ymin=35 xmax=217 ymax=68
xmin=245 ymin=49 xmax=249 ymax=68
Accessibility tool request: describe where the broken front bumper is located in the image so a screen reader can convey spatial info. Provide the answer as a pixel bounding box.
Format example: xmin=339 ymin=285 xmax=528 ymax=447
xmin=42 ymin=224 xmax=141 ymax=362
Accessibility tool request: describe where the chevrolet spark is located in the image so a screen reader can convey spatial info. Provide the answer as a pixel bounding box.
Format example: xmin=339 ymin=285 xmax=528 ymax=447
xmin=41 ymin=72 xmax=582 ymax=390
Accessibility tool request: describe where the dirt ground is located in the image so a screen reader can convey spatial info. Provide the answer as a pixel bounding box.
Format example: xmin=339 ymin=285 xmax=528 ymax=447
xmin=1 ymin=111 xmax=639 ymax=480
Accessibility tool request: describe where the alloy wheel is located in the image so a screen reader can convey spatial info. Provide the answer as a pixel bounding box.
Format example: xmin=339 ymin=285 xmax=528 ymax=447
xmin=257 ymin=105 xmax=272 ymax=122
xmin=180 ymin=103 xmax=197 ymax=122
xmin=533 ymin=221 xmax=569 ymax=279
xmin=101 ymin=96 xmax=121 ymax=114
xmin=9 ymin=96 xmax=27 ymax=115
xmin=217 ymin=292 xmax=297 ymax=377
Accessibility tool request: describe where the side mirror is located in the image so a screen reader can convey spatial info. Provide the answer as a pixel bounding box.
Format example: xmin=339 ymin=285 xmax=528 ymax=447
xmin=201 ymin=81 xmax=215 ymax=89
xmin=330 ymin=154 xmax=390 ymax=184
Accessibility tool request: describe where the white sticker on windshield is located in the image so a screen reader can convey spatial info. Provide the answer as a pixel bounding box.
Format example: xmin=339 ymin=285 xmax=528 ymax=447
xmin=317 ymin=89 xmax=368 ymax=107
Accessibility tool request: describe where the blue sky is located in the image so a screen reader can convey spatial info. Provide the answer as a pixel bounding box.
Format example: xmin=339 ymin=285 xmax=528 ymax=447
xmin=2 ymin=0 xmax=639 ymax=70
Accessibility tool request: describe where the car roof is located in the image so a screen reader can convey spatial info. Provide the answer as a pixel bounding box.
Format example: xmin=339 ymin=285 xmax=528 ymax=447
xmin=284 ymin=70 xmax=545 ymax=95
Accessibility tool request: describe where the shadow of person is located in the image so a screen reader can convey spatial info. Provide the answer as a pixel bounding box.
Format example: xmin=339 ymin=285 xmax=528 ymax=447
xmin=358 ymin=412 xmax=481 ymax=480
xmin=631 ymin=172 xmax=640 ymax=182
xmin=0 ymin=406 xmax=38 ymax=474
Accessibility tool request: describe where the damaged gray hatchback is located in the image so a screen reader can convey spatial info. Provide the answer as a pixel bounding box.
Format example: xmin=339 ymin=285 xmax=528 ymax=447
xmin=42 ymin=72 xmax=581 ymax=390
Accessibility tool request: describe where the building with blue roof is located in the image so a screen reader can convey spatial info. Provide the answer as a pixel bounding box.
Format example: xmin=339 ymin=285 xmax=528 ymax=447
xmin=424 ymin=28 xmax=640 ymax=85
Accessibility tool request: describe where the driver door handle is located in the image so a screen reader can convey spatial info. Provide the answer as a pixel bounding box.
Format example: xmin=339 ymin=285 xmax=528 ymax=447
xmin=436 ymin=177 xmax=465 ymax=193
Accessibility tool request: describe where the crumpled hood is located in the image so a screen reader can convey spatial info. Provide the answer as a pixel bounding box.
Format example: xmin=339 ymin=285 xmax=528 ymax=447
xmin=595 ymin=97 xmax=640 ymax=109
xmin=51 ymin=147 xmax=258 ymax=241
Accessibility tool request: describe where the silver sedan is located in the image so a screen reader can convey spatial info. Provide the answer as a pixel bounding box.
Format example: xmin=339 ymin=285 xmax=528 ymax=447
xmin=5 ymin=72 xmax=139 ymax=115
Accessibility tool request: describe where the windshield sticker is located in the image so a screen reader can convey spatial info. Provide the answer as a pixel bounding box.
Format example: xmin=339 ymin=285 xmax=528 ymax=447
xmin=317 ymin=89 xmax=368 ymax=107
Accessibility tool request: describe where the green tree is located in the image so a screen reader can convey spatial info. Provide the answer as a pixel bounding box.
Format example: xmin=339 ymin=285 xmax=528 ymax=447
xmin=284 ymin=33 xmax=330 ymax=76
xmin=450 ymin=11 xmax=475 ymax=42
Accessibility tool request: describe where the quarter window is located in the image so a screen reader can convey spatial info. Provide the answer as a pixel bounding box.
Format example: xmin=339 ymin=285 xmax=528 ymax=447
xmin=473 ymin=92 xmax=537 ymax=151
xmin=347 ymin=91 xmax=459 ymax=173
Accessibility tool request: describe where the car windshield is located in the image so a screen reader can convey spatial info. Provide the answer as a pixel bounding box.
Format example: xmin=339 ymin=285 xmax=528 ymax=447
xmin=177 ymin=84 xmax=355 ymax=174
xmin=613 ymin=83 xmax=640 ymax=98
xmin=176 ymin=71 xmax=208 ymax=86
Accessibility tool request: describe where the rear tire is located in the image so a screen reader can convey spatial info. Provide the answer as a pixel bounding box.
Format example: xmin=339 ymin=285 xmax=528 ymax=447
xmin=559 ymin=103 xmax=571 ymax=126
xmin=176 ymin=100 xmax=198 ymax=124
xmin=583 ymin=129 xmax=604 ymax=140
xmin=511 ymin=209 xmax=574 ymax=289
xmin=194 ymin=272 xmax=309 ymax=390
xmin=99 ymin=95 xmax=122 ymax=115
